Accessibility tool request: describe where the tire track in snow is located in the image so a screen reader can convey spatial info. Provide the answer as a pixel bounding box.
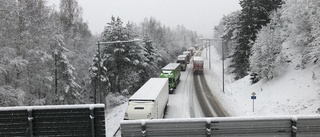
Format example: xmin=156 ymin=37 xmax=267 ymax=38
xmin=193 ymin=72 xmax=226 ymax=117
xmin=199 ymin=74 xmax=226 ymax=117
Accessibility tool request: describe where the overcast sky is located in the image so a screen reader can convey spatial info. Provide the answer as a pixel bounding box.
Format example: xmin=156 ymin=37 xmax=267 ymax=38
xmin=47 ymin=0 xmax=241 ymax=38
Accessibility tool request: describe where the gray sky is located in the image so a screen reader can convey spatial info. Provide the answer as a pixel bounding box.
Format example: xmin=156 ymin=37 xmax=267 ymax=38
xmin=47 ymin=0 xmax=241 ymax=38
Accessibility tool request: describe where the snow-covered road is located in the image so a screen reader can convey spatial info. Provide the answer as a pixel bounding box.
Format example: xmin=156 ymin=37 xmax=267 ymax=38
xmin=165 ymin=60 xmax=203 ymax=118
xmin=194 ymin=74 xmax=227 ymax=117
xmin=165 ymin=50 xmax=228 ymax=118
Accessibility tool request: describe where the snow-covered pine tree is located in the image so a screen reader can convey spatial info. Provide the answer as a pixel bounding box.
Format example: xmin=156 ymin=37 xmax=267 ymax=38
xmin=59 ymin=0 xmax=93 ymax=99
xmin=0 ymin=0 xmax=17 ymax=49
xmin=139 ymin=17 xmax=198 ymax=66
xmin=51 ymin=34 xmax=81 ymax=105
xmin=0 ymin=0 xmax=93 ymax=106
xmin=220 ymin=11 xmax=241 ymax=57
xmin=0 ymin=0 xmax=58 ymax=105
xmin=26 ymin=50 xmax=53 ymax=105
xmin=138 ymin=35 xmax=162 ymax=88
xmin=101 ymin=17 xmax=145 ymax=94
xmin=89 ymin=48 xmax=109 ymax=103
xmin=101 ymin=16 xmax=125 ymax=94
xmin=214 ymin=10 xmax=241 ymax=77
xmin=59 ymin=0 xmax=82 ymax=34
xmin=230 ymin=0 xmax=283 ymax=79
xmin=89 ymin=52 xmax=99 ymax=103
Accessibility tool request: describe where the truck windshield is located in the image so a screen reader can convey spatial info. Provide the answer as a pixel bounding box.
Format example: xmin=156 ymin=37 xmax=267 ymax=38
xmin=177 ymin=60 xmax=185 ymax=64
xmin=134 ymin=107 xmax=144 ymax=110
xmin=169 ymin=78 xmax=173 ymax=84
xmin=194 ymin=61 xmax=203 ymax=64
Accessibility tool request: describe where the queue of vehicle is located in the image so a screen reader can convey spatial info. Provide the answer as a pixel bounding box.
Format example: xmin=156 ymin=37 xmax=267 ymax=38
xmin=124 ymin=46 xmax=204 ymax=121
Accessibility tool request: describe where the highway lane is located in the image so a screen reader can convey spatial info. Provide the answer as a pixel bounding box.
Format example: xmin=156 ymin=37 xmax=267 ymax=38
xmin=194 ymin=73 xmax=226 ymax=117
xmin=166 ymin=49 xmax=227 ymax=118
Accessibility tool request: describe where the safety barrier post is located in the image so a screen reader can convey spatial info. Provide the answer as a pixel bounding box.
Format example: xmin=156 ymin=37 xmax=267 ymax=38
xmin=292 ymin=116 xmax=297 ymax=137
xmin=141 ymin=120 xmax=146 ymax=137
xmin=206 ymin=119 xmax=211 ymax=137
xmin=90 ymin=108 xmax=95 ymax=137
xmin=28 ymin=109 xmax=33 ymax=137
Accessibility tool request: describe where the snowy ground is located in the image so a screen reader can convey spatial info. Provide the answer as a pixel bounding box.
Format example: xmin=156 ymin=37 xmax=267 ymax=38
xmin=105 ymin=103 xmax=127 ymax=137
xmin=165 ymin=61 xmax=204 ymax=118
xmin=106 ymin=46 xmax=320 ymax=136
xmin=201 ymin=45 xmax=320 ymax=116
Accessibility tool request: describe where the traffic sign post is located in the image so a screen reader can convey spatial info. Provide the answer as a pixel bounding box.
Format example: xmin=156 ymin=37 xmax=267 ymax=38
xmin=251 ymin=92 xmax=256 ymax=112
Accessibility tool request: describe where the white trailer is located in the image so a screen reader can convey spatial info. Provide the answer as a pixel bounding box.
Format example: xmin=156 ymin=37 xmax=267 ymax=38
xmin=124 ymin=78 xmax=169 ymax=120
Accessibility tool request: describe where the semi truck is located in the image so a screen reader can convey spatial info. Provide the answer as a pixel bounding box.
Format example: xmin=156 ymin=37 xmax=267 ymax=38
xmin=193 ymin=56 xmax=204 ymax=74
xmin=176 ymin=55 xmax=187 ymax=71
xmin=183 ymin=51 xmax=191 ymax=64
xmin=124 ymin=78 xmax=169 ymax=120
xmin=159 ymin=63 xmax=181 ymax=93
xmin=188 ymin=47 xmax=195 ymax=56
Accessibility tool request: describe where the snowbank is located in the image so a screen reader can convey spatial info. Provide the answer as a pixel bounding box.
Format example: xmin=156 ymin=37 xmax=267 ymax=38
xmin=203 ymin=46 xmax=320 ymax=116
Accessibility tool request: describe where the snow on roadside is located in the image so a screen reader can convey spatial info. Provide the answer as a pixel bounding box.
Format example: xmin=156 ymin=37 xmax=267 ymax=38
xmin=105 ymin=103 xmax=127 ymax=137
xmin=202 ymin=46 xmax=320 ymax=117
xmin=200 ymin=47 xmax=244 ymax=116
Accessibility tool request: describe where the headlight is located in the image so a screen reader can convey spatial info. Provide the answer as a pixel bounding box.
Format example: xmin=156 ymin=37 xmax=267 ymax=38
xmin=124 ymin=112 xmax=128 ymax=119
xmin=147 ymin=113 xmax=152 ymax=119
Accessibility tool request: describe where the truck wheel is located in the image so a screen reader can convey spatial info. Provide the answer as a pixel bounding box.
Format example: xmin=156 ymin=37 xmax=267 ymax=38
xmin=163 ymin=104 xmax=168 ymax=118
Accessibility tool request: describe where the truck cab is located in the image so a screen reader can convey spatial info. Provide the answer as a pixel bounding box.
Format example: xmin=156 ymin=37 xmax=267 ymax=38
xmin=124 ymin=78 xmax=169 ymax=120
xmin=160 ymin=63 xmax=181 ymax=93
xmin=176 ymin=54 xmax=187 ymax=71
xmin=188 ymin=47 xmax=195 ymax=56
xmin=183 ymin=51 xmax=191 ymax=64
xmin=193 ymin=56 xmax=204 ymax=74
xmin=124 ymin=100 xmax=155 ymax=120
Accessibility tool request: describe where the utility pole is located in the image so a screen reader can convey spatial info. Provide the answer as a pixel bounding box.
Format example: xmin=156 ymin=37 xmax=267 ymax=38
xmin=210 ymin=38 xmax=226 ymax=94
xmin=206 ymin=42 xmax=208 ymax=59
xmin=208 ymin=40 xmax=211 ymax=70
xmin=216 ymin=38 xmax=226 ymax=94
xmin=221 ymin=40 xmax=225 ymax=94
xmin=96 ymin=41 xmax=102 ymax=103
xmin=199 ymin=37 xmax=227 ymax=93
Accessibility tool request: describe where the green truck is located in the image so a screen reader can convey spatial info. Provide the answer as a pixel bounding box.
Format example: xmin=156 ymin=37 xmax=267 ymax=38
xmin=159 ymin=63 xmax=181 ymax=93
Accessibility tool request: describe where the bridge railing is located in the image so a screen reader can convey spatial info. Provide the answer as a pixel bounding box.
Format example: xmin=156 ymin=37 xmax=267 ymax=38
xmin=120 ymin=115 xmax=320 ymax=137
xmin=0 ymin=104 xmax=105 ymax=137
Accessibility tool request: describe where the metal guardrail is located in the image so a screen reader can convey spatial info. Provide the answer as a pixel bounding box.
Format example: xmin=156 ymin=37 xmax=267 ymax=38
xmin=0 ymin=104 xmax=106 ymax=137
xmin=120 ymin=115 xmax=320 ymax=137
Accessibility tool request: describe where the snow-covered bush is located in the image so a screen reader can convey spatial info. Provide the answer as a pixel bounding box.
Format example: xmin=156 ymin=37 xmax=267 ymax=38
xmin=250 ymin=12 xmax=286 ymax=80
xmin=105 ymin=92 xmax=128 ymax=108
xmin=0 ymin=86 xmax=25 ymax=106
xmin=281 ymin=0 xmax=320 ymax=68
